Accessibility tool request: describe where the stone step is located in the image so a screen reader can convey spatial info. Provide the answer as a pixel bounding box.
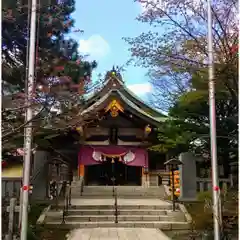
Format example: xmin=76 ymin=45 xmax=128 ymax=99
xmin=80 ymin=186 xmax=163 ymax=191
xmin=80 ymin=193 xmax=164 ymax=196
xmin=44 ymin=221 xmax=190 ymax=230
xmin=79 ymin=192 xmax=164 ymax=195
xmin=77 ymin=195 xmax=165 ymax=199
xmin=62 ymin=209 xmax=168 ymax=215
xmin=73 ymin=189 xmax=165 ymax=196
xmin=46 ymin=209 xmax=185 ymax=222
xmin=79 ymin=190 xmax=164 ymax=195
xmin=52 ymin=204 xmax=174 ymax=210
xmin=77 ymin=195 xmax=163 ymax=200
xmin=80 ymin=190 xmax=164 ymax=193
xmin=72 ymin=188 xmax=163 ymax=190
xmin=49 ymin=214 xmax=180 ymax=222
xmin=80 ymin=185 xmax=162 ymax=191
xmin=79 ymin=193 xmax=164 ymax=197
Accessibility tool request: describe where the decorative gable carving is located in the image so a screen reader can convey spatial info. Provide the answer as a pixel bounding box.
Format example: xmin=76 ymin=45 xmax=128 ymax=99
xmin=105 ymin=99 xmax=124 ymax=117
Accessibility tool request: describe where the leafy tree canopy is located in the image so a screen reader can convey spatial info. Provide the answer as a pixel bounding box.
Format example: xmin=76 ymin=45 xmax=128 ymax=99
xmin=2 ymin=0 xmax=99 ymax=153
xmin=127 ymin=0 xmax=238 ymax=169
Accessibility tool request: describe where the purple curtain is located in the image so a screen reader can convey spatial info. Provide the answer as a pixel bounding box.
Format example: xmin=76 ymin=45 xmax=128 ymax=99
xmin=78 ymin=145 xmax=148 ymax=167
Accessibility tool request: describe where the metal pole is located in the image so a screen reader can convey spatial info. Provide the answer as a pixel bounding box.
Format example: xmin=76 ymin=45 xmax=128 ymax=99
xmin=112 ymin=159 xmax=115 ymax=196
xmin=20 ymin=0 xmax=37 ymax=239
xmin=19 ymin=0 xmax=31 ymax=228
xmin=171 ymin=167 xmax=176 ymax=211
xmin=207 ymin=0 xmax=221 ymax=239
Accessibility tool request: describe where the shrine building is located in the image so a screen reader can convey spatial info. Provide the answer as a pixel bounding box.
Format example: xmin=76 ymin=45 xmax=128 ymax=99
xmin=76 ymin=68 xmax=168 ymax=187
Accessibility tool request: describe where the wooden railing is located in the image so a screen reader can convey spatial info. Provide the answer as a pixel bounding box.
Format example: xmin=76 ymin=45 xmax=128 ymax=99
xmin=196 ymin=178 xmax=232 ymax=192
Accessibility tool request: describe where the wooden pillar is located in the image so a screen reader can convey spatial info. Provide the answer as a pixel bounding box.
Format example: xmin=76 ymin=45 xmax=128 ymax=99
xmin=141 ymin=167 xmax=149 ymax=187
xmin=142 ymin=149 xmax=150 ymax=187
xmin=79 ymin=164 xmax=85 ymax=177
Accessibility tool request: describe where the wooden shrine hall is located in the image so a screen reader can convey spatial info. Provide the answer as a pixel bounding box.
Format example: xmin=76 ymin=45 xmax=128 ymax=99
xmin=76 ymin=68 xmax=168 ymax=187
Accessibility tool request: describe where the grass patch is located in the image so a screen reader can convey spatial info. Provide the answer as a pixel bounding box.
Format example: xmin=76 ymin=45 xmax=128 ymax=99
xmin=184 ymin=191 xmax=213 ymax=231
xmin=184 ymin=190 xmax=238 ymax=239
xmin=164 ymin=188 xmax=238 ymax=239
xmin=164 ymin=198 xmax=214 ymax=239
xmin=185 ymin=201 xmax=213 ymax=230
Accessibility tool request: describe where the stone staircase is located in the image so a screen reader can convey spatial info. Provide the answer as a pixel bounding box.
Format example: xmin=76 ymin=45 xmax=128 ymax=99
xmin=42 ymin=201 xmax=190 ymax=230
xmin=38 ymin=183 xmax=191 ymax=231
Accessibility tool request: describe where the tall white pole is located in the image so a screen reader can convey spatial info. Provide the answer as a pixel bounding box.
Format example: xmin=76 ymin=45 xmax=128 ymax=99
xmin=20 ymin=0 xmax=37 ymax=239
xmin=207 ymin=0 xmax=221 ymax=239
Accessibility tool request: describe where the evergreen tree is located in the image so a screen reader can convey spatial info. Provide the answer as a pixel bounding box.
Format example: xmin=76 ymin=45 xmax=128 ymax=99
xmin=2 ymin=0 xmax=98 ymax=153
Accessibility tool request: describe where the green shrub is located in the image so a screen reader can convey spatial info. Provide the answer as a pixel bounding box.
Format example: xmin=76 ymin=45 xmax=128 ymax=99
xmin=197 ymin=191 xmax=212 ymax=202
xmin=185 ymin=202 xmax=213 ymax=230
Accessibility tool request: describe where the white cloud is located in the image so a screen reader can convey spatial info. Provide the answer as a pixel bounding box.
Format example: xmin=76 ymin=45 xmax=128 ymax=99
xmin=78 ymin=35 xmax=110 ymax=59
xmin=127 ymin=83 xmax=152 ymax=96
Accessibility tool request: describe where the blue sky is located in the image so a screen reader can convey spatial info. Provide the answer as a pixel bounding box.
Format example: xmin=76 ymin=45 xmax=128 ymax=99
xmin=70 ymin=0 xmax=153 ymax=98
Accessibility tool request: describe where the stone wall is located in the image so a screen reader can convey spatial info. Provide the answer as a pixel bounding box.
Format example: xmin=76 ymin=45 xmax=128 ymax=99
xmin=31 ymin=150 xmax=50 ymax=201
xmin=179 ymin=152 xmax=197 ymax=201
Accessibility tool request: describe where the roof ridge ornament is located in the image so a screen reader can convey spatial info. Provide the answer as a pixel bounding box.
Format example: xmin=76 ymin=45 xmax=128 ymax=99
xmin=104 ymin=66 xmax=124 ymax=83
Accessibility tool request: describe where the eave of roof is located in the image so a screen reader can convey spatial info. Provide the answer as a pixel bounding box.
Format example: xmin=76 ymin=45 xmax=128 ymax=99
xmin=119 ymin=84 xmax=165 ymax=118
xmin=81 ymin=89 xmax=168 ymax=125
xmin=85 ymin=76 xmax=166 ymax=118
xmin=117 ymin=91 xmax=167 ymax=123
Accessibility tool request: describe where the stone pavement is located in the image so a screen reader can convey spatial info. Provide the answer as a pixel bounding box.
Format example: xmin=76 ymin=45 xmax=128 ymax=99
xmin=67 ymin=228 xmax=171 ymax=240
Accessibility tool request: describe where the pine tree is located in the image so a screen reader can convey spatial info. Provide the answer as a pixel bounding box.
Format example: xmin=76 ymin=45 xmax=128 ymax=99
xmin=2 ymin=0 xmax=98 ymax=153
xmin=2 ymin=0 xmax=97 ymax=92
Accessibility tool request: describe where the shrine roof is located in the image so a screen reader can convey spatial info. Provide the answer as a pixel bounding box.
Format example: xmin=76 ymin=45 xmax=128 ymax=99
xmin=83 ymin=70 xmax=167 ymax=124
xmin=81 ymin=88 xmax=168 ymax=125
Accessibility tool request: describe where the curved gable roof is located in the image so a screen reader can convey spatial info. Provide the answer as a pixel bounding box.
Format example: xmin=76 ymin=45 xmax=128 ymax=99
xmin=81 ymin=89 xmax=167 ymax=125
xmin=85 ymin=76 xmax=166 ymax=118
